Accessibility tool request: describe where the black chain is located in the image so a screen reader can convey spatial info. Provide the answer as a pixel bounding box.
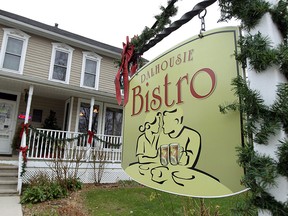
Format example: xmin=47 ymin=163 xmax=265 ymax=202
xmin=198 ymin=9 xmax=207 ymax=38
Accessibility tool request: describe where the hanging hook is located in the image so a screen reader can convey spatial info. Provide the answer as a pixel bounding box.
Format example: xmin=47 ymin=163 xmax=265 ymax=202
xmin=198 ymin=9 xmax=207 ymax=38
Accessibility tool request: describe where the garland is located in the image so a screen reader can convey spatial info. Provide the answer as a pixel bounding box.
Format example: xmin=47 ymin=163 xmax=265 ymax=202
xmin=235 ymin=32 xmax=288 ymax=79
xmin=19 ymin=125 xmax=122 ymax=176
xmin=19 ymin=123 xmax=30 ymax=176
xmin=114 ymin=0 xmax=178 ymax=106
xmin=28 ymin=125 xmax=122 ymax=148
xmin=218 ymin=0 xmax=288 ymax=214
xmin=270 ymin=0 xmax=288 ymax=39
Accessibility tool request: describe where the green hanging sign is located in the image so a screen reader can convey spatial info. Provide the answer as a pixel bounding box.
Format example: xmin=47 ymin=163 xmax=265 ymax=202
xmin=122 ymin=26 xmax=247 ymax=198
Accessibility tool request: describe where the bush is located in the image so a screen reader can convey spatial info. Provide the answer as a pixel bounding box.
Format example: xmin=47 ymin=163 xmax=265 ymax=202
xmin=20 ymin=183 xmax=67 ymax=204
xmin=65 ymin=177 xmax=82 ymax=191
xmin=21 ymin=172 xmax=81 ymax=204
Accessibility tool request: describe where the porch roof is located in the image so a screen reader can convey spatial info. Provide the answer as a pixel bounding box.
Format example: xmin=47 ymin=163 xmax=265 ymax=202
xmin=0 ymin=71 xmax=118 ymax=102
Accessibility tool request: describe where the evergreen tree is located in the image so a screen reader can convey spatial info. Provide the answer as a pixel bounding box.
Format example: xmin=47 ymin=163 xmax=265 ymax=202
xmin=43 ymin=110 xmax=60 ymax=130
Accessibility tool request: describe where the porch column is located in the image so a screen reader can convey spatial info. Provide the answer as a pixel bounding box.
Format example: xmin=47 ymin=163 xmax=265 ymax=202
xmin=86 ymin=97 xmax=95 ymax=161
xmin=88 ymin=97 xmax=95 ymax=131
xmin=20 ymin=85 xmax=34 ymax=147
xmin=18 ymin=85 xmax=34 ymax=194
xmin=246 ymin=1 xmax=288 ymax=215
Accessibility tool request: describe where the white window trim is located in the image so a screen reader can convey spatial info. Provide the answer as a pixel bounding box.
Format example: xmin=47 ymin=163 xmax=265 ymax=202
xmin=75 ymin=98 xmax=103 ymax=134
xmin=102 ymin=103 xmax=123 ymax=136
xmin=0 ymin=28 xmax=30 ymax=74
xmin=80 ymin=51 xmax=102 ymax=90
xmin=48 ymin=43 xmax=74 ymax=84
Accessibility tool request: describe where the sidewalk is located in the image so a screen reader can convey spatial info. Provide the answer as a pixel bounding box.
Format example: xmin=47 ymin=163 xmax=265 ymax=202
xmin=0 ymin=196 xmax=23 ymax=216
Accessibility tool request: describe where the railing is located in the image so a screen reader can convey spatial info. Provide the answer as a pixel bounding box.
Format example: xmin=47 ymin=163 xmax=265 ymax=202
xmin=26 ymin=128 xmax=122 ymax=162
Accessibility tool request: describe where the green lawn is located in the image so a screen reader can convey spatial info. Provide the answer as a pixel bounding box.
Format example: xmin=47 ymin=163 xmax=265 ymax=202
xmin=83 ymin=182 xmax=256 ymax=216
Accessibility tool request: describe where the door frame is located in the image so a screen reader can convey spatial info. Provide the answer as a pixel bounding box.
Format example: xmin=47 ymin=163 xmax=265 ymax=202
xmin=0 ymin=89 xmax=21 ymax=155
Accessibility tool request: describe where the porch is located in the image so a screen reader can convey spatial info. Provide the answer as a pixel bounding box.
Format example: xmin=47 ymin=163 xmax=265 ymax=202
xmin=26 ymin=127 xmax=122 ymax=162
xmin=0 ymin=127 xmax=130 ymax=195
xmin=0 ymin=79 xmax=128 ymax=194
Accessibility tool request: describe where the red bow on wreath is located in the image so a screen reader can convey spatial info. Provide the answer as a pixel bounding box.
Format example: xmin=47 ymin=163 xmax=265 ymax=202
xmin=87 ymin=130 xmax=94 ymax=144
xmin=115 ymin=36 xmax=138 ymax=106
xmin=20 ymin=146 xmax=28 ymax=162
xmin=20 ymin=123 xmax=30 ymax=139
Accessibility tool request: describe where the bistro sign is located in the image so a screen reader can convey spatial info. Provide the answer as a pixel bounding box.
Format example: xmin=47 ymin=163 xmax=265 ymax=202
xmin=122 ymin=27 xmax=247 ymax=198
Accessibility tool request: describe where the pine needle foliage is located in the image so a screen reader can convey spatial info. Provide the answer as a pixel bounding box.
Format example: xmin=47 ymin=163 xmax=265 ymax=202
xmin=218 ymin=0 xmax=270 ymax=29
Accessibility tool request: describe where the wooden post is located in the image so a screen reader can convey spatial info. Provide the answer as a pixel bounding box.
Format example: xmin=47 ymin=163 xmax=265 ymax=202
xmin=17 ymin=85 xmax=34 ymax=194
xmin=247 ymin=0 xmax=288 ymax=215
xmin=86 ymin=97 xmax=95 ymax=161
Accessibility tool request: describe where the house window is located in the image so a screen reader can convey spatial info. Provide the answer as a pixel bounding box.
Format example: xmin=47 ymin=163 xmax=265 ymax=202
xmin=32 ymin=109 xmax=43 ymax=123
xmin=104 ymin=106 xmax=123 ymax=136
xmin=0 ymin=28 xmax=30 ymax=74
xmin=80 ymin=52 xmax=101 ymax=89
xmin=49 ymin=43 xmax=74 ymax=84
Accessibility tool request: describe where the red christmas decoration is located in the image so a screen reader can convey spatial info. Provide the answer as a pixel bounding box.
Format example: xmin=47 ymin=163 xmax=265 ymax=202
xmin=20 ymin=123 xmax=30 ymax=139
xmin=115 ymin=36 xmax=137 ymax=106
xmin=87 ymin=130 xmax=94 ymax=144
xmin=20 ymin=146 xmax=28 ymax=162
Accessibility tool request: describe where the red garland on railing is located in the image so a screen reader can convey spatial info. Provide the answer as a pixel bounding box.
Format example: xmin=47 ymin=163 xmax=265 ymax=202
xmin=20 ymin=146 xmax=28 ymax=162
xmin=87 ymin=130 xmax=94 ymax=144
xmin=115 ymin=36 xmax=138 ymax=106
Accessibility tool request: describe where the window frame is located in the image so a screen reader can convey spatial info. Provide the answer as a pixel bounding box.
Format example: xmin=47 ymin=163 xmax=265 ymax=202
xmin=80 ymin=51 xmax=102 ymax=90
xmin=102 ymin=103 xmax=123 ymax=137
xmin=48 ymin=43 xmax=74 ymax=84
xmin=0 ymin=28 xmax=30 ymax=74
xmin=75 ymin=99 xmax=103 ymax=134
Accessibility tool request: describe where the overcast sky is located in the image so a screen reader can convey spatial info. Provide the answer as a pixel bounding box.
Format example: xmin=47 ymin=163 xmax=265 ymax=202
xmin=1 ymin=0 xmax=239 ymax=60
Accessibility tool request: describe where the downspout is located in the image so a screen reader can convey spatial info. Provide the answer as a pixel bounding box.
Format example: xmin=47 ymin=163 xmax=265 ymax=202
xmin=17 ymin=85 xmax=34 ymax=194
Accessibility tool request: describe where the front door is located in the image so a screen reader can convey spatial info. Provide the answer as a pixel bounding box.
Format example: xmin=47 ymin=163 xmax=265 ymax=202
xmin=0 ymin=99 xmax=16 ymax=155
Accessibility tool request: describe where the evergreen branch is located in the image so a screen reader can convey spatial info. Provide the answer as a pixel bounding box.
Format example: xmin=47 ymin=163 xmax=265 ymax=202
xmin=218 ymin=1 xmax=288 ymax=214
xmin=251 ymin=191 xmax=288 ymax=215
xmin=130 ymin=0 xmax=178 ymax=54
xmin=276 ymin=139 xmax=288 ymax=178
xmin=231 ymin=76 xmax=267 ymax=119
xmin=272 ymin=83 xmax=288 ymax=134
xmin=254 ymin=112 xmax=281 ymax=144
xmin=218 ymin=101 xmax=239 ymax=114
xmin=230 ymin=195 xmax=257 ymax=216
xmin=276 ymin=42 xmax=288 ymax=80
xmin=218 ymin=0 xmax=270 ymax=29
xmin=270 ymin=0 xmax=288 ymax=39
xmin=237 ymin=144 xmax=278 ymax=190
xmin=236 ymin=33 xmax=277 ymax=72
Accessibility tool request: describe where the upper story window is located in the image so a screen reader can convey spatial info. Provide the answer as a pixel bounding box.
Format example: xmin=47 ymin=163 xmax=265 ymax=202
xmin=80 ymin=52 xmax=101 ymax=89
xmin=0 ymin=28 xmax=30 ymax=74
xmin=49 ymin=43 xmax=74 ymax=84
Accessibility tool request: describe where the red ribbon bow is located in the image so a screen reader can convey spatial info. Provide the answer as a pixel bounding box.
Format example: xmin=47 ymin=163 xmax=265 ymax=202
xmin=115 ymin=36 xmax=137 ymax=106
xmin=87 ymin=130 xmax=94 ymax=144
xmin=20 ymin=123 xmax=30 ymax=139
xmin=20 ymin=146 xmax=28 ymax=162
